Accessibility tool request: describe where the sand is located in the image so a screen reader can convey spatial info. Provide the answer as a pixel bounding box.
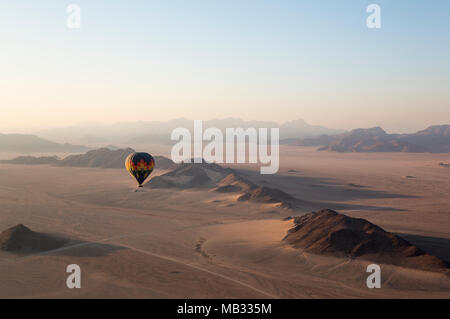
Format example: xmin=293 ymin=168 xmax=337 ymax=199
xmin=0 ymin=146 xmax=449 ymax=298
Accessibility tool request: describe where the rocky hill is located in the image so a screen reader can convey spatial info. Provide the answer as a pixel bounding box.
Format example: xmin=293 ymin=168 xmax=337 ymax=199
xmin=147 ymin=160 xmax=304 ymax=208
xmin=0 ymin=224 xmax=67 ymax=254
xmin=318 ymin=127 xmax=430 ymax=152
xmin=399 ymin=125 xmax=450 ymax=153
xmin=1 ymin=148 xmax=176 ymax=170
xmin=281 ymin=125 xmax=450 ymax=153
xmin=284 ymin=209 xmax=449 ymax=273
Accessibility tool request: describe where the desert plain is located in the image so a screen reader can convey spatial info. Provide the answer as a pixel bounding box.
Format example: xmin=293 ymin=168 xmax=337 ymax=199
xmin=0 ymin=146 xmax=449 ymax=298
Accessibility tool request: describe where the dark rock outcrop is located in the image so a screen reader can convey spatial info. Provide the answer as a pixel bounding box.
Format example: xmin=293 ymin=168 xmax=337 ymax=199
xmin=0 ymin=224 xmax=67 ymax=254
xmin=284 ymin=209 xmax=449 ymax=273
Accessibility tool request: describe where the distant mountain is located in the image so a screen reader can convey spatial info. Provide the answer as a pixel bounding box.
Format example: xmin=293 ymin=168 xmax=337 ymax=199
xmin=104 ymin=145 xmax=120 ymax=150
xmin=147 ymin=160 xmax=305 ymax=208
xmin=127 ymin=134 xmax=173 ymax=145
xmin=0 ymin=133 xmax=89 ymax=153
xmin=56 ymin=148 xmax=136 ymax=168
xmin=280 ymin=135 xmax=334 ymax=147
xmin=1 ymin=148 xmax=176 ymax=170
xmin=0 ymin=156 xmax=59 ymax=165
xmin=282 ymin=125 xmax=450 ymax=153
xmin=279 ymin=119 xmax=343 ymax=138
xmin=284 ymin=209 xmax=449 ymax=273
xmin=318 ymin=127 xmax=430 ymax=152
xmin=36 ymin=118 xmax=343 ymax=145
xmin=399 ymin=125 xmax=450 ymax=153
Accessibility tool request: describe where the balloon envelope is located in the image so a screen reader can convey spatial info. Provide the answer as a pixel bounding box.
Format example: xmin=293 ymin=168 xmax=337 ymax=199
xmin=125 ymin=152 xmax=155 ymax=187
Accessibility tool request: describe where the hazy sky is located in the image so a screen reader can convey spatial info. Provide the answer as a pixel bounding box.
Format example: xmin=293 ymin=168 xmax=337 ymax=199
xmin=1 ymin=0 xmax=449 ymax=133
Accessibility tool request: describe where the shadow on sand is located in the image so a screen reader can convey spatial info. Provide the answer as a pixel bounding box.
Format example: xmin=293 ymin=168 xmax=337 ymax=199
xmin=234 ymin=168 xmax=414 ymax=212
xmin=397 ymin=233 xmax=450 ymax=263
xmin=39 ymin=239 xmax=127 ymax=257
xmin=1 ymin=224 xmax=126 ymax=257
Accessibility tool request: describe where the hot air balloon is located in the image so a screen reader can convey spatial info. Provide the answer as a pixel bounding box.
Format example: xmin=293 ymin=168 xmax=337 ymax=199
xmin=125 ymin=152 xmax=155 ymax=187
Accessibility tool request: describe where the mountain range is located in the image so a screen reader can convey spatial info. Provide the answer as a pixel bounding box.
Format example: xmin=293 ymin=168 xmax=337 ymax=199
xmin=35 ymin=118 xmax=344 ymax=145
xmin=281 ymin=125 xmax=450 ymax=153
xmin=0 ymin=133 xmax=89 ymax=153
xmin=3 ymin=122 xmax=449 ymax=154
xmin=0 ymin=148 xmax=176 ymax=170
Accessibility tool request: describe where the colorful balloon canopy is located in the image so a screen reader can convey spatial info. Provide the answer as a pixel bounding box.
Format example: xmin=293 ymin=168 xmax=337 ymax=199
xmin=125 ymin=152 xmax=155 ymax=187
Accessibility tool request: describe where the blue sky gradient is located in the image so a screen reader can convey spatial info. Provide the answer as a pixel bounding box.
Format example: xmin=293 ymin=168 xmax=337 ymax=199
xmin=1 ymin=1 xmax=449 ymax=132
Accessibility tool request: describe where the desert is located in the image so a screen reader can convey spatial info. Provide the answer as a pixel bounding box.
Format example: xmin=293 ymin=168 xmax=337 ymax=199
xmin=2 ymin=1 xmax=450 ymax=307
xmin=0 ymin=146 xmax=449 ymax=298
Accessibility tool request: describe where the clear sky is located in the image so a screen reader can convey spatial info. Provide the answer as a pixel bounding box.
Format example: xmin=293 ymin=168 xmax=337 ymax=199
xmin=1 ymin=0 xmax=449 ymax=133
